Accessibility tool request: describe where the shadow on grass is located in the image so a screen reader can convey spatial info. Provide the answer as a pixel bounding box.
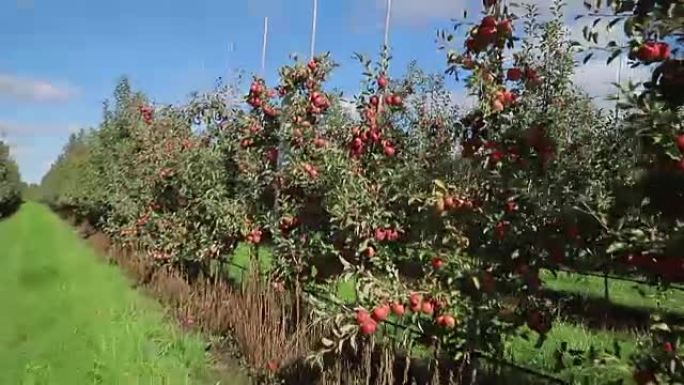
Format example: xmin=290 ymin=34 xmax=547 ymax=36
xmin=542 ymin=288 xmax=684 ymax=331
xmin=0 ymin=198 xmax=23 ymax=220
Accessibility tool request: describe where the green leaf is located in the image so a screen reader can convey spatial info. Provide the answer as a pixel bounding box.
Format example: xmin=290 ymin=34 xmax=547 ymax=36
xmin=607 ymin=49 xmax=622 ymax=64
xmin=606 ymin=241 xmax=627 ymax=254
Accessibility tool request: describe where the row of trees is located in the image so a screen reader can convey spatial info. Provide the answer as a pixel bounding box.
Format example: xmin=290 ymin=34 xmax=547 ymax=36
xmin=39 ymin=0 xmax=682 ymax=383
xmin=0 ymin=139 xmax=22 ymax=218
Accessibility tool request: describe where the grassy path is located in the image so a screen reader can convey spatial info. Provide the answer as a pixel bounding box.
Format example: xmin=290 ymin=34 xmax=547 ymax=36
xmin=0 ymin=204 xmax=235 ymax=385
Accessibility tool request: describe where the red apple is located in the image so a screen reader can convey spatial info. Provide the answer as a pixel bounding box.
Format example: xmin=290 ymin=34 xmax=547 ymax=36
xmin=656 ymin=42 xmax=670 ymax=60
xmin=505 ymin=200 xmax=518 ymax=213
xmin=307 ymin=60 xmax=317 ymax=71
xmin=421 ymin=301 xmax=434 ymax=315
xmin=383 ymin=145 xmax=396 ymax=157
xmin=431 ymin=257 xmax=444 ymax=269
xmin=377 ymin=75 xmax=388 ymax=89
xmin=374 ymin=228 xmax=387 ymax=242
xmin=676 ymin=134 xmax=684 ymax=153
xmin=391 ymin=302 xmax=405 ymax=316
xmin=636 ymin=42 xmax=660 ymax=62
xmin=356 ymin=309 xmax=372 ymax=325
xmin=481 ymin=15 xmax=497 ymax=28
xmin=370 ymin=95 xmax=380 ymax=106
xmin=492 ymin=99 xmax=505 ymax=112
xmin=437 ymin=314 xmax=457 ymax=329
xmin=507 ymin=68 xmax=522 ymax=81
xmin=677 ymin=158 xmax=684 ymax=171
xmin=359 ymin=320 xmax=377 ymax=335
xmin=498 ymin=19 xmax=512 ymax=35
xmin=372 ymin=304 xmax=390 ymax=322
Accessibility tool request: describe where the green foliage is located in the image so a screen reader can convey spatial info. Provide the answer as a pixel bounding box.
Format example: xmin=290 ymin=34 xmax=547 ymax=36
xmin=0 ymin=139 xmax=22 ymax=217
xmin=37 ymin=0 xmax=683 ymax=381
xmin=0 ymin=204 xmax=239 ymax=385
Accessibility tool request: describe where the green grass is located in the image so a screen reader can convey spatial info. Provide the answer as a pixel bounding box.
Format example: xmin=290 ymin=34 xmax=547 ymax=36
xmin=225 ymin=244 xmax=665 ymax=383
xmin=542 ymin=269 xmax=684 ymax=314
xmin=0 ymin=203 xmax=248 ymax=385
xmin=506 ymin=320 xmax=637 ymax=384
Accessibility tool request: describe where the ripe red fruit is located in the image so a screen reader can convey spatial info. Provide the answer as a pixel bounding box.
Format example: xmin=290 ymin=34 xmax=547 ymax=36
xmin=498 ymin=19 xmax=512 ymax=35
xmin=489 ymin=150 xmax=504 ymax=163
xmin=359 ymin=320 xmax=377 ymax=335
xmin=313 ymin=137 xmax=327 ymax=148
xmin=391 ymin=302 xmax=405 ymax=316
xmin=444 ymin=196 xmax=455 ymax=210
xmin=240 ymin=138 xmax=252 ymax=148
xmin=356 ymin=309 xmax=372 ymax=325
xmin=507 ymin=68 xmax=522 ymax=81
xmin=370 ymin=95 xmax=380 ymax=106
xmin=431 ymin=257 xmax=444 ymax=270
xmin=383 ymin=145 xmax=396 ymax=157
xmin=377 ymin=74 xmax=388 ymax=89
xmin=369 ymin=129 xmax=381 ymax=143
xmin=391 ymin=95 xmax=403 ymax=106
xmin=676 ymin=134 xmax=684 ymax=153
xmin=364 ymin=246 xmax=376 ymax=258
xmin=437 ymin=314 xmax=457 ymax=329
xmin=387 ymin=229 xmax=399 ymax=241
xmin=421 ymin=301 xmax=434 ymax=315
xmin=478 ymin=26 xmax=498 ymax=41
xmin=409 ymin=293 xmax=422 ymax=307
xmin=307 ymin=60 xmax=317 ymax=71
xmin=481 ymin=15 xmax=497 ymax=28
xmin=656 ymin=42 xmax=670 ymax=60
xmin=265 ymin=148 xmax=278 ymax=163
xmin=372 ymin=304 xmax=390 ymax=322
xmin=664 ymin=341 xmax=674 ymax=353
xmin=505 ymin=200 xmax=518 ymax=213
xmin=491 ymin=99 xmax=505 ymax=112
xmin=374 ymin=228 xmax=387 ymax=242
xmin=494 ymin=221 xmax=507 ymax=240
xmin=636 ymin=42 xmax=661 ymax=62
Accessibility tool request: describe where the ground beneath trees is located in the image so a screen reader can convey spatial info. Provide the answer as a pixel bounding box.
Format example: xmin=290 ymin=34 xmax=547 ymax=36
xmin=0 ymin=203 xmax=246 ymax=385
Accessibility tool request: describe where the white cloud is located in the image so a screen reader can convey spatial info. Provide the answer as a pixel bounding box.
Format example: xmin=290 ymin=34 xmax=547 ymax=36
xmin=573 ymin=54 xmax=651 ymax=109
xmin=338 ymin=98 xmax=359 ymax=119
xmin=0 ymin=73 xmax=76 ymax=103
xmin=381 ymin=0 xmax=465 ymax=25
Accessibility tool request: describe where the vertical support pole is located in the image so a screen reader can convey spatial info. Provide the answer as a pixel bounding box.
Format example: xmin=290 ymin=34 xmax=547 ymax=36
xmin=383 ymin=0 xmax=392 ymax=49
xmin=261 ymin=16 xmax=269 ymax=77
xmin=310 ymin=0 xmax=318 ymax=60
xmin=378 ymin=0 xmax=392 ymax=114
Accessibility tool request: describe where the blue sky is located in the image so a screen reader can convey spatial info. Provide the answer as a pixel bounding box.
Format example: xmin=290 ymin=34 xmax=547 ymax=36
xmin=0 ymin=0 xmax=631 ymax=183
